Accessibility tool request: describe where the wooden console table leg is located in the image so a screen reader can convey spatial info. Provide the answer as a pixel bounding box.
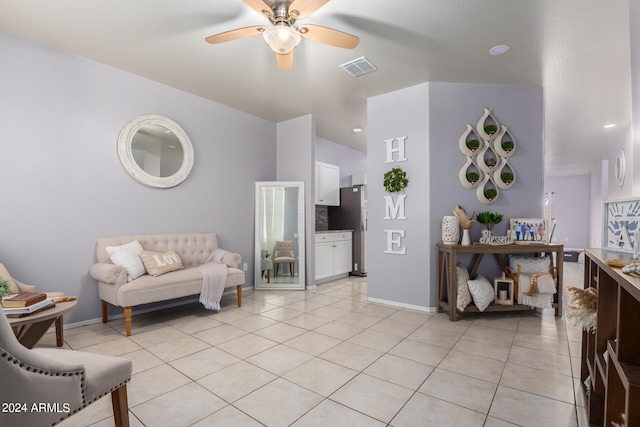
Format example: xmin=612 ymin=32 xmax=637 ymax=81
xmin=437 ymin=250 xmax=444 ymax=313
xmin=448 ymin=251 xmax=458 ymax=321
xmin=55 ymin=316 xmax=64 ymax=347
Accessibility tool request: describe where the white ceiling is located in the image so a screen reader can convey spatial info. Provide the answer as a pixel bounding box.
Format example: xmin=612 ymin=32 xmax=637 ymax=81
xmin=0 ymin=0 xmax=631 ymax=177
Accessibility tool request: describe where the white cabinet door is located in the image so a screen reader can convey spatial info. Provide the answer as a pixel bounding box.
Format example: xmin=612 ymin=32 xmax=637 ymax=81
xmin=315 ymin=241 xmax=335 ymax=280
xmin=315 ymin=162 xmax=340 ymax=206
xmin=334 ymin=239 xmax=353 ymax=275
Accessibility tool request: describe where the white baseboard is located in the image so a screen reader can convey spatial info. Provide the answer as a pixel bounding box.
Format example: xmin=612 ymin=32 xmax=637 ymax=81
xmin=366 ymin=297 xmax=436 ymax=313
xmin=63 ymin=286 xmax=253 ymax=330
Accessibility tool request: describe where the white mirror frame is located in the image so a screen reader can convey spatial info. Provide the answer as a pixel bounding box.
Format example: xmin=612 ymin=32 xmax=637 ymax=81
xmin=254 ymin=181 xmax=306 ymax=290
xmin=117 ymin=114 xmax=194 ymax=188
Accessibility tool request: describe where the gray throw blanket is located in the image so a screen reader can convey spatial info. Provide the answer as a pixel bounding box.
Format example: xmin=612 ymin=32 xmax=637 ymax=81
xmin=198 ymin=248 xmax=229 ymax=310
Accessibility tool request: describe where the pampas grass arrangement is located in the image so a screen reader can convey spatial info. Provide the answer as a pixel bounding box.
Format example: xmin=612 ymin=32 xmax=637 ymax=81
xmin=566 ymin=286 xmax=598 ymax=332
xmin=453 ymin=205 xmax=474 ymax=230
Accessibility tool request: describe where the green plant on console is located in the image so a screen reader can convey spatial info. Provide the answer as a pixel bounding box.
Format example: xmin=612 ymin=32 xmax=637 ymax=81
xmin=383 ymin=167 xmax=409 ymax=193
xmin=476 ymin=210 xmax=504 ymax=231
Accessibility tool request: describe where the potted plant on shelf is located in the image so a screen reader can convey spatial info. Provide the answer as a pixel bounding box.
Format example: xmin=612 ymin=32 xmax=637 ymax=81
xmin=476 ymin=210 xmax=503 ymax=231
xmin=502 ymin=140 xmax=514 ymax=152
xmin=484 ymin=188 xmax=498 ymax=201
xmin=383 ymin=167 xmax=409 ymax=193
xmin=466 ymin=139 xmax=480 ymax=151
xmin=501 ymin=172 xmax=514 ymax=184
xmin=466 ymin=171 xmax=479 ymax=184
xmin=484 ymin=124 xmax=498 ymax=135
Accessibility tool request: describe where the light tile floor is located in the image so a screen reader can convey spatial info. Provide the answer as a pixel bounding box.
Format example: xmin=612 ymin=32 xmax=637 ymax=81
xmin=44 ymin=262 xmax=589 ymax=427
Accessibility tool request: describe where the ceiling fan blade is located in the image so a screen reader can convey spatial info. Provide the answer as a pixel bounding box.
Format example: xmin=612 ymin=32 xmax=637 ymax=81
xmin=276 ymin=51 xmax=294 ymax=70
xmin=298 ymin=24 xmax=359 ymax=49
xmin=289 ymin=0 xmax=330 ymax=20
xmin=205 ymin=25 xmax=266 ymax=44
xmin=241 ymin=0 xmax=273 ymax=18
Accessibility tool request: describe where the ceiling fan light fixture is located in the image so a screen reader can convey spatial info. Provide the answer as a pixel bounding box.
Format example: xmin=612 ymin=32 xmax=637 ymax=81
xmin=263 ymin=24 xmax=301 ymax=54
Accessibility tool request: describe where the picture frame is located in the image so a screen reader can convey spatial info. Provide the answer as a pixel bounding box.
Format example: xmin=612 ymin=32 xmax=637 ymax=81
xmin=602 ymin=197 xmax=640 ymax=253
xmin=509 ymin=218 xmax=548 ymax=244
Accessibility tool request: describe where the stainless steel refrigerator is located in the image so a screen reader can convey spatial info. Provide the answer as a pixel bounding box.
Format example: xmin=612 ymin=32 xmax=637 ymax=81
xmin=328 ymin=185 xmax=367 ymax=276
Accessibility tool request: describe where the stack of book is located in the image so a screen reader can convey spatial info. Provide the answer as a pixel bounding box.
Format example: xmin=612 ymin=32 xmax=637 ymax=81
xmin=2 ymin=292 xmax=54 ymax=317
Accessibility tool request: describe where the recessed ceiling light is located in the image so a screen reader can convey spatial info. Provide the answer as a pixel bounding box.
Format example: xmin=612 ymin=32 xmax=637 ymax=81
xmin=352 ymin=127 xmax=363 ymax=133
xmin=604 ymin=124 xmax=616 ymax=128
xmin=489 ymin=44 xmax=510 ymax=56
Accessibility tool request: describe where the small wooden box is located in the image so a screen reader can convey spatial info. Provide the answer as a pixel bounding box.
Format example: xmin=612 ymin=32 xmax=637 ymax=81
xmin=494 ymin=277 xmax=514 ymax=305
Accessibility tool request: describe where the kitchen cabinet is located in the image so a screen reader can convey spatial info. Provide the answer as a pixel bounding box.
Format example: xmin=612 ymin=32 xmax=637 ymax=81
xmin=315 ymin=162 xmax=340 ymax=206
xmin=315 ymin=231 xmax=352 ymax=282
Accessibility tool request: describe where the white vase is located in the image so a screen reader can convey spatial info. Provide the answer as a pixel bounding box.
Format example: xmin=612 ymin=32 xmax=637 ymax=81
xmin=461 ymin=229 xmax=471 ymax=245
xmin=441 ymin=216 xmax=460 ymax=245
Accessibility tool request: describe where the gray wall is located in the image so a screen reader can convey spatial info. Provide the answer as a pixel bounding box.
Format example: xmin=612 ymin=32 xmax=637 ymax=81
xmin=545 ymin=175 xmax=590 ymax=250
xmin=367 ymin=81 xmax=543 ymax=310
xmin=0 ymin=31 xmax=276 ymax=325
xmin=316 ymin=137 xmax=367 ymax=187
xmin=368 ymin=83 xmax=431 ymax=309
xmin=276 ymin=115 xmax=316 ymax=287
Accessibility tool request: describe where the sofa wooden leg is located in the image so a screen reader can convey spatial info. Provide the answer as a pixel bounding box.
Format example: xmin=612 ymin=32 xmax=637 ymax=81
xmin=124 ymin=307 xmax=132 ymax=337
xmin=236 ymin=285 xmax=242 ymax=307
xmin=102 ymin=300 xmax=108 ymax=323
xmin=111 ymin=384 xmax=130 ymax=427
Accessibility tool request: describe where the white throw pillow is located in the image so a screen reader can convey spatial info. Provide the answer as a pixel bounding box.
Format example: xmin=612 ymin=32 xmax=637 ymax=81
xmin=105 ymin=240 xmax=146 ymax=282
xmin=456 ymin=263 xmax=472 ymax=312
xmin=467 ymin=275 xmax=494 ymax=312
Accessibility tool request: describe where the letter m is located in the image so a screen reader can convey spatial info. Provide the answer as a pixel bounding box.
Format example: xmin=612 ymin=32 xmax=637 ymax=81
xmin=384 ymin=195 xmax=407 ymax=220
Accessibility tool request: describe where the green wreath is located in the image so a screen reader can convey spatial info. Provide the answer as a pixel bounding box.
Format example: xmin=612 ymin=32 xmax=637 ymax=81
xmin=383 ymin=167 xmax=409 ymax=193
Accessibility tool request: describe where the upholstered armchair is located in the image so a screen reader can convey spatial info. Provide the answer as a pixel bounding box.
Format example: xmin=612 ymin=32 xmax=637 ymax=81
xmin=0 ymin=263 xmax=63 ymax=341
xmin=0 ymin=310 xmax=132 ymax=426
xmin=273 ymin=240 xmax=295 ymax=277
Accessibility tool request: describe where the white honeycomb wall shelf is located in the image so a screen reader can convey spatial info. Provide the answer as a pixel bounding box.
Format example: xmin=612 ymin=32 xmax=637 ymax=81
xmin=458 ymin=108 xmax=516 ymax=204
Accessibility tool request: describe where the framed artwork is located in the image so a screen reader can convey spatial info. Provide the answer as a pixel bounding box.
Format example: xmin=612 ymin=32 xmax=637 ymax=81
xmin=602 ymin=198 xmax=640 ymax=253
xmin=510 ymin=218 xmax=547 ymax=244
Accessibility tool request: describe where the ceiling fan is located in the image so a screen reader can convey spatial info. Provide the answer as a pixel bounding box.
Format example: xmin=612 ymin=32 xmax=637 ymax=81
xmin=205 ymin=0 xmax=359 ymax=70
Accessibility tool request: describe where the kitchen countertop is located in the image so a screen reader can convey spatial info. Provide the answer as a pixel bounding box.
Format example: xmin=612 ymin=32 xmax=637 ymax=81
xmin=315 ymin=230 xmax=353 ymax=233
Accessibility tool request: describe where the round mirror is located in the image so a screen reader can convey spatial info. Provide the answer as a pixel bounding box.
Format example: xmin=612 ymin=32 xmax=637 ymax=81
xmin=117 ymin=114 xmax=194 ymax=188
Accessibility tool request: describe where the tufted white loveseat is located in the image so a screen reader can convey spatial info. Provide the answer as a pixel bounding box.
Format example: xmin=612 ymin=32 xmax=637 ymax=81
xmin=89 ymin=233 xmax=244 ymax=336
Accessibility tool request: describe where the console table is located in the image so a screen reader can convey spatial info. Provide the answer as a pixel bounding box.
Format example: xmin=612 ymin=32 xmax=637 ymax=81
xmin=581 ymin=249 xmax=639 ymax=426
xmin=437 ymin=243 xmax=564 ymax=321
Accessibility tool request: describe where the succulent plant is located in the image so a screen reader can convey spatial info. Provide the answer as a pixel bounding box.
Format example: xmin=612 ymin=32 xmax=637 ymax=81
xmin=484 ymin=124 xmax=497 ymax=135
xmin=502 ymin=140 xmax=514 ymax=151
xmin=476 ymin=210 xmax=503 ymax=230
xmin=466 ymin=171 xmax=479 ymax=183
xmin=466 ymin=139 xmax=480 ymax=150
xmin=501 ymin=172 xmax=514 ymax=183
xmin=484 ymin=188 xmax=498 ymax=200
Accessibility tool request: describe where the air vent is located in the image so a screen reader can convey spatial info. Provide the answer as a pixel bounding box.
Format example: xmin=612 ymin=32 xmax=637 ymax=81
xmin=339 ymin=56 xmax=377 ymax=77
